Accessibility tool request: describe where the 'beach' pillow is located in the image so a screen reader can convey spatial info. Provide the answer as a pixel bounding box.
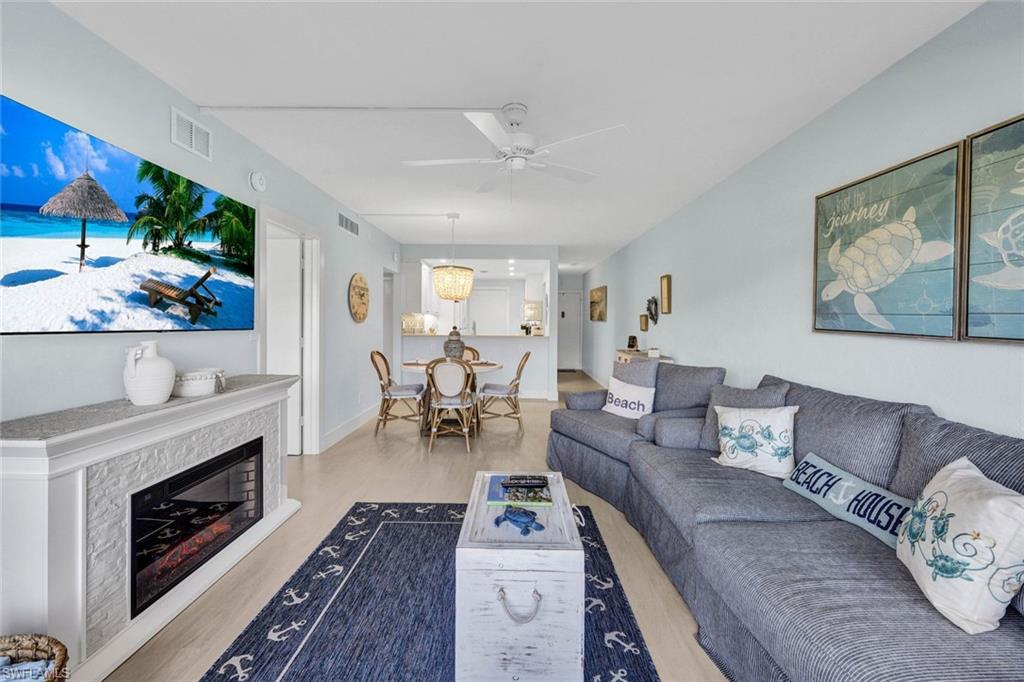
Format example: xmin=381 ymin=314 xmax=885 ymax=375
xmin=897 ymin=457 xmax=1024 ymax=634
xmin=603 ymin=376 xmax=655 ymax=419
xmin=713 ymin=406 xmax=797 ymax=479
xmin=785 ymin=453 xmax=912 ymax=548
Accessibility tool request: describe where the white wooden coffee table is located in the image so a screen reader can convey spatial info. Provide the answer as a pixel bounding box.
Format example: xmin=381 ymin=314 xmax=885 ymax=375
xmin=455 ymin=471 xmax=584 ymax=682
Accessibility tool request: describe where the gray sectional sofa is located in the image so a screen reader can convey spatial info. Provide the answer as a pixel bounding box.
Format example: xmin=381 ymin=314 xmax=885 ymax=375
xmin=547 ymin=365 xmax=1024 ymax=681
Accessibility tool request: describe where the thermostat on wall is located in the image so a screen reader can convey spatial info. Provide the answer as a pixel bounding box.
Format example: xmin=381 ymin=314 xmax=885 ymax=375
xmin=249 ymin=170 xmax=267 ymax=192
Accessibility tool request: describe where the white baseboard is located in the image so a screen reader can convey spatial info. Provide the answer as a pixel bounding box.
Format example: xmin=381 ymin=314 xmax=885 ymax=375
xmin=71 ymin=498 xmax=301 ymax=682
xmin=319 ymin=404 xmax=378 ymax=453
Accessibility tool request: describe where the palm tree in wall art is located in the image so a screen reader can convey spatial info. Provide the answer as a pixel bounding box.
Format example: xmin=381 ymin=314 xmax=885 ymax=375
xmin=0 ymin=94 xmax=256 ymax=333
xmin=207 ymin=195 xmax=256 ymax=269
xmin=128 ymin=160 xmax=209 ymax=253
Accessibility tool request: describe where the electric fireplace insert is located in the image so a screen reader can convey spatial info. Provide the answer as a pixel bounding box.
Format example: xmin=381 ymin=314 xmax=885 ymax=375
xmin=130 ymin=437 xmax=263 ymax=617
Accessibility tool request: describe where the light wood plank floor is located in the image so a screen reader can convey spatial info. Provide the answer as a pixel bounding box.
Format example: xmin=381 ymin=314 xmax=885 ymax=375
xmin=108 ymin=371 xmax=724 ymax=681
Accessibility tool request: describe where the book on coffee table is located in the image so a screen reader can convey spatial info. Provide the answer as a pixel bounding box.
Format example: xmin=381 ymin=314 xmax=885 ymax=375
xmin=485 ymin=475 xmax=553 ymax=506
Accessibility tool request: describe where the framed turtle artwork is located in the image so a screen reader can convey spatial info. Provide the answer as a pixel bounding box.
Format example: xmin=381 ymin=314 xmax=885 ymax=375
xmin=961 ymin=113 xmax=1024 ymax=343
xmin=813 ymin=143 xmax=962 ymax=339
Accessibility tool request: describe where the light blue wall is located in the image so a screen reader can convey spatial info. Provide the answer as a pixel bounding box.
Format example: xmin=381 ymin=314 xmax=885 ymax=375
xmin=583 ymin=1 xmax=1024 ymax=436
xmin=0 ymin=2 xmax=400 ymax=446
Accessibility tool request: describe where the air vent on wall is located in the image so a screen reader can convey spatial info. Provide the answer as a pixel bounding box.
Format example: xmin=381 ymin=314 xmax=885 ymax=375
xmin=339 ymin=213 xmax=359 ymax=236
xmin=170 ymin=108 xmax=213 ymax=161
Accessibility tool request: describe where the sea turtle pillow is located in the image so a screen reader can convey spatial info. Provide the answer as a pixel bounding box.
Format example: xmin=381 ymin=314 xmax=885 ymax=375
xmin=713 ymin=406 xmax=798 ymax=479
xmin=897 ymin=457 xmax=1024 ymax=634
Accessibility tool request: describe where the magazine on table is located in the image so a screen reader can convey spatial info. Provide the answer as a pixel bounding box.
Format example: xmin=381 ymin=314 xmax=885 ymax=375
xmin=486 ymin=475 xmax=553 ymax=506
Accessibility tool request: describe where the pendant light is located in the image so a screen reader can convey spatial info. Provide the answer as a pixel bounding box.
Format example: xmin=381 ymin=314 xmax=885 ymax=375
xmin=432 ymin=212 xmax=474 ymax=302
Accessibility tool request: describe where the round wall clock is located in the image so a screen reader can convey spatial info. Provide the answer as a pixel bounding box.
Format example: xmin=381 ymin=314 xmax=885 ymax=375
xmin=348 ymin=272 xmax=369 ymax=323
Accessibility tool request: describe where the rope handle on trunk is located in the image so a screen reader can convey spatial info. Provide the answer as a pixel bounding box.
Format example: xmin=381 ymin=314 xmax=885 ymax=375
xmin=497 ymin=587 xmax=542 ymax=624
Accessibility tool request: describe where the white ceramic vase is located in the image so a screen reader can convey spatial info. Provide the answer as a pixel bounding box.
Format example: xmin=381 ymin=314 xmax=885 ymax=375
xmin=123 ymin=341 xmax=176 ymax=406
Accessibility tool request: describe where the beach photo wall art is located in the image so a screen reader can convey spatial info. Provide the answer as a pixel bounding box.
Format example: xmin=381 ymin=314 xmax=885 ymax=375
xmin=813 ymin=144 xmax=961 ymax=338
xmin=589 ymin=285 xmax=607 ymax=322
xmin=0 ymin=95 xmax=255 ymax=334
xmin=962 ymin=113 xmax=1024 ymax=342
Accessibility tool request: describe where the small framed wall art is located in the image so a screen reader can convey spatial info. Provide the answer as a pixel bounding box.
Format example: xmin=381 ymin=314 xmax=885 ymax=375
xmin=589 ymin=285 xmax=607 ymax=322
xmin=660 ymin=274 xmax=672 ymax=314
xmin=813 ymin=144 xmax=962 ymax=339
xmin=961 ymin=113 xmax=1024 ymax=343
xmin=639 ymin=314 xmax=649 ymax=331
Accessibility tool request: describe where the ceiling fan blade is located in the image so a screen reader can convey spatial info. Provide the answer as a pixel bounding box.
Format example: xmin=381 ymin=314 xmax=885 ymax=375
xmin=402 ymin=157 xmax=498 ymax=167
xmin=535 ymin=124 xmax=627 ymax=152
xmin=475 ymin=168 xmax=508 ymax=193
xmin=464 ymin=112 xmax=512 ymax=149
xmin=528 ymin=161 xmax=598 ymax=183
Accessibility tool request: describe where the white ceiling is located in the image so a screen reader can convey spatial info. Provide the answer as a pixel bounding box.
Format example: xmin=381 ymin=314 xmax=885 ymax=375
xmin=58 ymin=2 xmax=978 ymax=272
xmin=422 ymin=258 xmax=549 ymax=278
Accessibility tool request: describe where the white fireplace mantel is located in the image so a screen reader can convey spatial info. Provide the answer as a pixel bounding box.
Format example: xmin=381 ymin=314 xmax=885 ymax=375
xmin=0 ymin=374 xmax=301 ymax=681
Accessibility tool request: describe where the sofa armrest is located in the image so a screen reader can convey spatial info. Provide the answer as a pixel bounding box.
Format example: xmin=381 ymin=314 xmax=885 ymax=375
xmin=654 ymin=417 xmax=707 ymax=449
xmin=564 ymin=390 xmax=608 ymax=410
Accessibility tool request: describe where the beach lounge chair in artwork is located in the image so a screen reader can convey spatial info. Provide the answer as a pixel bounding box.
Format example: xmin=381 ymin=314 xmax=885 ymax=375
xmin=140 ymin=268 xmax=222 ymax=324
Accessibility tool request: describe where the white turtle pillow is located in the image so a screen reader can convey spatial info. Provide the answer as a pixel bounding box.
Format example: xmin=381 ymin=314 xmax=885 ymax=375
xmin=820 ymin=207 xmax=954 ymax=332
xmin=712 ymin=406 xmax=798 ymax=479
xmin=896 ymin=457 xmax=1024 ymax=634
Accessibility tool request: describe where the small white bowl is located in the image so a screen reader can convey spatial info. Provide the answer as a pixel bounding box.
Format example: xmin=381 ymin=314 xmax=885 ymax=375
xmin=172 ymin=368 xmax=225 ymax=398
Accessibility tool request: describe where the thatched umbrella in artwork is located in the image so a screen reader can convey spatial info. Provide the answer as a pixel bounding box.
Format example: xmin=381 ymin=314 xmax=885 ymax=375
xmin=39 ymin=172 xmax=128 ymax=272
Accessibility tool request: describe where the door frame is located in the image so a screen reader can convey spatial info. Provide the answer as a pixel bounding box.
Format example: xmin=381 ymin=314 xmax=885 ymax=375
xmin=558 ymin=290 xmax=584 ymax=371
xmin=257 ymin=203 xmax=322 ymax=455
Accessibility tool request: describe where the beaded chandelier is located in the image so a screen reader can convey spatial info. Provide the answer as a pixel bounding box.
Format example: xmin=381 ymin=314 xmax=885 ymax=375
xmin=432 ymin=213 xmax=474 ymax=302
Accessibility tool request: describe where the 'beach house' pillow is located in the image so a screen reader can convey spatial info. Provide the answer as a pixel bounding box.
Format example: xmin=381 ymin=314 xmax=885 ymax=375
xmin=896 ymin=457 xmax=1024 ymax=634
xmin=713 ymin=406 xmax=798 ymax=479
xmin=784 ymin=453 xmax=912 ymax=548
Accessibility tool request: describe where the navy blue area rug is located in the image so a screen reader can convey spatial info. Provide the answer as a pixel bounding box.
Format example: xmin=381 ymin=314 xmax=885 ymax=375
xmin=203 ymin=502 xmax=659 ymax=682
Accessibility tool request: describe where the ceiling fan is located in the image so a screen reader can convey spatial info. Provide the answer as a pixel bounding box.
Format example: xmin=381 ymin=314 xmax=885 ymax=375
xmin=402 ymin=103 xmax=624 ymax=193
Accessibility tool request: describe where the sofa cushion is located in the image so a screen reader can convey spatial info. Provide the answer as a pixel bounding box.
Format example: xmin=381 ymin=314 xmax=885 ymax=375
xmin=549 ymin=408 xmax=644 ymax=463
xmin=654 ymin=416 xmax=706 ymax=449
xmin=699 ymin=382 xmax=790 ymax=450
xmin=653 ymin=363 xmax=727 ymax=412
xmin=614 ymin=357 xmax=660 ymax=387
xmin=759 ymin=374 xmax=932 ymax=488
xmin=636 ymin=407 xmax=707 ymax=441
xmin=693 ymin=520 xmax=1024 ymax=682
xmin=629 ymin=442 xmax=832 ymax=542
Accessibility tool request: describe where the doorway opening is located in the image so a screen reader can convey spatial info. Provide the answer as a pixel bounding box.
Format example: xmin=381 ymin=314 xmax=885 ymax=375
xmin=558 ymin=291 xmax=583 ymax=371
xmin=262 ymin=209 xmax=321 ymax=455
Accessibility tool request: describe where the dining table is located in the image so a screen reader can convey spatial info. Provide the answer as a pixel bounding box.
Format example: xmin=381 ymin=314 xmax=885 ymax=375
xmin=401 ymin=358 xmax=504 ymax=436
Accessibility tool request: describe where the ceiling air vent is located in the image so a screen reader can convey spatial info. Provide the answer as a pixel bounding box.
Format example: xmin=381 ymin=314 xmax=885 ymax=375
xmin=339 ymin=213 xmax=359 ymax=237
xmin=170 ymin=108 xmax=213 ymax=161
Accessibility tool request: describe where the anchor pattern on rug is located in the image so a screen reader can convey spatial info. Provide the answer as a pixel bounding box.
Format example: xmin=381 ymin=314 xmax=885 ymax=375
xmin=203 ymin=502 xmax=659 ymax=682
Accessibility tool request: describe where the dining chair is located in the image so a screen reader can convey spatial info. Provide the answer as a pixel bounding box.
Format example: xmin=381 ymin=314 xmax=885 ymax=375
xmin=479 ymin=351 xmax=530 ymax=429
xmin=370 ymin=350 xmax=425 ymax=435
xmin=462 ymin=346 xmax=480 ymax=362
xmin=425 ymin=358 xmax=476 ymax=453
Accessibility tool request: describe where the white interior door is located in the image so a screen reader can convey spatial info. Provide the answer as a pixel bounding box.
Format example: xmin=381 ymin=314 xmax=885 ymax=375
xmin=468 ymin=288 xmax=510 ymax=335
xmin=266 ymin=227 xmax=303 ymax=455
xmin=558 ymin=291 xmax=582 ymax=370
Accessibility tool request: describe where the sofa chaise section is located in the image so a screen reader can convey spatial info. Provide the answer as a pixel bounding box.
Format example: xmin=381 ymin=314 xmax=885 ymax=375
xmin=692 ymin=520 xmax=1024 ymax=682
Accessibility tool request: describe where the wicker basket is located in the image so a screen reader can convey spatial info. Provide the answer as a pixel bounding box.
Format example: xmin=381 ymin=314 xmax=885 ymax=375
xmin=0 ymin=634 xmax=67 ymax=682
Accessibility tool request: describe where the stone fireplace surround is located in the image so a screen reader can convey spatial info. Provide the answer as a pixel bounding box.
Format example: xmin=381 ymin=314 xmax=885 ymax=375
xmin=0 ymin=375 xmax=300 ymax=681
